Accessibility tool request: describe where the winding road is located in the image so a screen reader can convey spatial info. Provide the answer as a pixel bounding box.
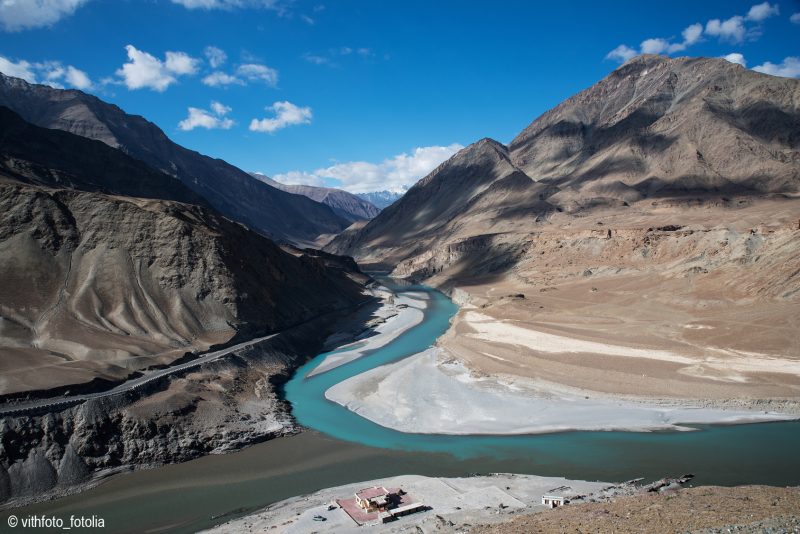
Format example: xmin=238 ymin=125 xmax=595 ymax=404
xmin=0 ymin=333 xmax=278 ymax=416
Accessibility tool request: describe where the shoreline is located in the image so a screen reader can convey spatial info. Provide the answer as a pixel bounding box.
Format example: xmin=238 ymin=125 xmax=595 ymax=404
xmin=200 ymin=473 xmax=630 ymax=533
xmin=307 ymin=287 xmax=427 ymax=377
xmin=326 ymin=348 xmax=799 ymax=435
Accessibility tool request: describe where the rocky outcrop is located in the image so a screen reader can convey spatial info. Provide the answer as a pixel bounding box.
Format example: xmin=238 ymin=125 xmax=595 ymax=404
xmin=0 ymin=74 xmax=350 ymax=244
xmin=0 ymin=181 xmax=365 ymax=395
xmin=0 ymin=317 xmax=346 ymax=506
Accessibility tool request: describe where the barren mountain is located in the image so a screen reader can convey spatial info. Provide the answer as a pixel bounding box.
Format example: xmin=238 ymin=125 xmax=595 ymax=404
xmin=0 ymin=110 xmax=366 ymax=396
xmin=0 ymin=73 xmax=350 ymax=245
xmin=327 ymin=55 xmax=800 ymax=405
xmin=0 ymin=106 xmax=206 ymax=206
xmin=251 ymin=173 xmax=380 ymax=222
xmin=328 ymin=55 xmax=799 ymax=267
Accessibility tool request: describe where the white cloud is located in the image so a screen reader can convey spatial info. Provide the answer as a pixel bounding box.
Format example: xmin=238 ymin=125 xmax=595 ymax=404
xmin=303 ymin=46 xmax=377 ymax=67
xmin=681 ymin=22 xmax=703 ymax=50
xmin=607 ymin=3 xmax=779 ymax=63
xmin=272 ymin=170 xmax=327 ymax=187
xmin=0 ymin=0 xmax=88 ymax=32
xmin=178 ymin=100 xmax=234 ymax=131
xmin=202 ymin=71 xmax=244 ymax=86
xmin=790 ymin=13 xmax=800 ymax=24
xmin=303 ymin=53 xmax=330 ymax=66
xmin=165 ymin=51 xmax=199 ymax=75
xmin=249 ymin=101 xmax=312 ymax=133
xmin=210 ymin=101 xmax=231 ymax=115
xmin=0 ymin=55 xmax=36 ymax=82
xmin=705 ymin=16 xmax=747 ymax=43
xmin=721 ymin=53 xmax=747 ymax=67
xmin=746 ymin=2 xmax=779 ymax=21
xmin=116 ymin=45 xmax=198 ymax=91
xmin=753 ymin=56 xmax=800 ymax=78
xmin=171 ymin=0 xmax=287 ymax=13
xmin=204 ymin=45 xmax=227 ymax=68
xmin=236 ymin=63 xmax=278 ymax=85
xmin=273 ymin=144 xmax=464 ymax=194
xmin=640 ymin=38 xmax=670 ymax=55
xmin=605 ymin=45 xmax=638 ymax=63
xmin=63 ymin=65 xmax=92 ymax=89
xmin=0 ymin=54 xmax=92 ymax=89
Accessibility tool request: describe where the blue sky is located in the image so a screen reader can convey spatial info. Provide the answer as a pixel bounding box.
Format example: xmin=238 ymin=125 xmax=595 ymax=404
xmin=0 ymin=0 xmax=798 ymax=193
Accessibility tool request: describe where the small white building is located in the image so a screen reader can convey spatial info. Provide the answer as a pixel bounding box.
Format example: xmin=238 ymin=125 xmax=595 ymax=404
xmin=541 ymin=495 xmax=568 ymax=508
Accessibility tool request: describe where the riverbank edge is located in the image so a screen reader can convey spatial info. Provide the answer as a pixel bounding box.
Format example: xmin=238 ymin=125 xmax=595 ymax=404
xmin=199 ymin=473 xmax=698 ymax=533
xmin=0 ymin=288 xmax=390 ymax=511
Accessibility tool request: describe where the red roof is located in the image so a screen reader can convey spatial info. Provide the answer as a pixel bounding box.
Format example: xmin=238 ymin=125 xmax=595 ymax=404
xmin=356 ymin=486 xmax=389 ymax=500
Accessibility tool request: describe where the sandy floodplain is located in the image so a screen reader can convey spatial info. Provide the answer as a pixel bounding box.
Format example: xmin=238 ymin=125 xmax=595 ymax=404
xmin=308 ymin=289 xmax=427 ymax=377
xmin=325 ymin=348 xmax=797 ymax=435
xmin=202 ymin=473 xmax=620 ymax=534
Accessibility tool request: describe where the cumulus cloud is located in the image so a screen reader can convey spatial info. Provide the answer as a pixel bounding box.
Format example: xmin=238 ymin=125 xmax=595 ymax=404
xmin=0 ymin=55 xmax=36 ymax=81
xmin=273 ymin=144 xmax=464 ymax=194
xmin=204 ymin=45 xmax=227 ymax=68
xmin=705 ymin=16 xmax=747 ymax=43
xmin=178 ymin=100 xmax=234 ymax=131
xmin=202 ymin=71 xmax=244 ymax=86
xmin=640 ymin=38 xmax=670 ymax=55
xmin=236 ymin=63 xmax=278 ymax=85
xmin=605 ymin=45 xmax=638 ymax=63
xmin=0 ymin=0 xmax=89 ymax=32
xmin=721 ymin=53 xmax=747 ymax=67
xmin=790 ymin=13 xmax=800 ymax=24
xmin=0 ymin=54 xmax=92 ymax=89
xmin=606 ymin=3 xmax=780 ymax=63
xmin=116 ymin=45 xmax=199 ymax=91
xmin=165 ymin=51 xmax=199 ymax=75
xmin=705 ymin=3 xmax=778 ymax=43
xmin=753 ymin=57 xmax=800 ymax=78
xmin=746 ymin=2 xmax=779 ymax=21
xmin=249 ymin=101 xmax=311 ymax=133
xmin=63 ymin=65 xmax=92 ymax=88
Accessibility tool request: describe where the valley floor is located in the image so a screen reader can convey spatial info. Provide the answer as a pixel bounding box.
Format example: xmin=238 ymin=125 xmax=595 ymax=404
xmin=327 ymin=200 xmax=800 ymax=435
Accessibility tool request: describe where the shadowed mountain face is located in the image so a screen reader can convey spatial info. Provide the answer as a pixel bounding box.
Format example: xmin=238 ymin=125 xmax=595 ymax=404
xmin=252 ymin=173 xmax=381 ymax=222
xmin=0 ymin=106 xmax=207 ymax=206
xmin=0 ymin=74 xmax=350 ymax=245
xmin=0 ymin=111 xmax=366 ymax=395
xmin=327 ymin=55 xmax=800 ymax=271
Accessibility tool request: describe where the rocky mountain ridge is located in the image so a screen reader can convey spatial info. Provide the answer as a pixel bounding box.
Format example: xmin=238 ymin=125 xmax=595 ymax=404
xmin=0 ymin=73 xmax=350 ymax=245
xmin=327 ymin=55 xmax=800 ymax=276
xmin=251 ymin=173 xmax=380 ymax=222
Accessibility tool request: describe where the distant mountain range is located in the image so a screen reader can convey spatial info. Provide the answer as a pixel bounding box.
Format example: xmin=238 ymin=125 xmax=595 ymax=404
xmin=355 ymin=190 xmax=405 ymax=209
xmin=0 ymin=73 xmax=350 ymax=246
xmin=250 ymin=173 xmax=381 ymax=223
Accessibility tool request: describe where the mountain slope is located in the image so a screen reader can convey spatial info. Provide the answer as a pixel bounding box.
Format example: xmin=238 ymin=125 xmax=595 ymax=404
xmin=0 ymin=106 xmax=207 ymax=206
xmin=508 ymin=55 xmax=800 ymax=198
xmin=327 ymin=55 xmax=800 ymax=272
xmin=0 ymin=73 xmax=350 ymax=245
xmin=0 ymin=111 xmax=367 ymax=395
xmin=251 ymin=173 xmax=380 ymax=222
